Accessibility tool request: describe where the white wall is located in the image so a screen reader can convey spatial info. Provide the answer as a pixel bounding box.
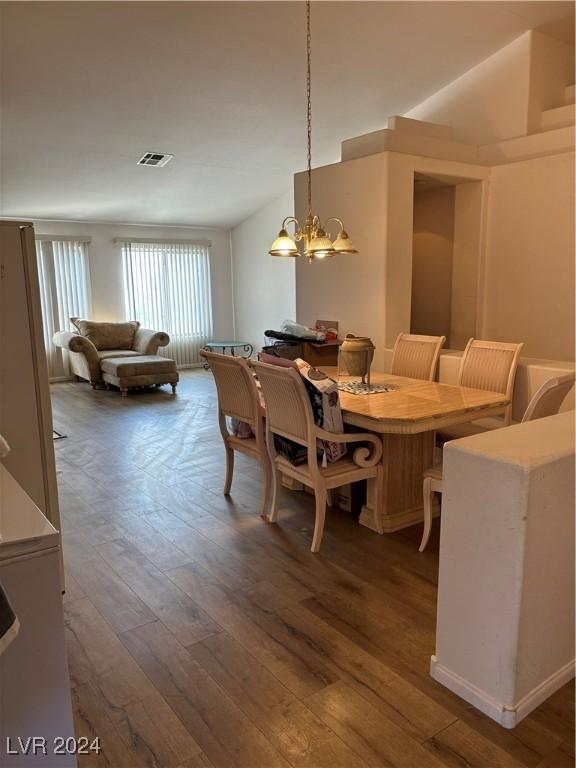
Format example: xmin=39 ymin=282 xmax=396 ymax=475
xmin=405 ymin=30 xmax=574 ymax=145
xmin=482 ymin=151 xmax=575 ymax=361
xmin=405 ymin=32 xmax=533 ymax=144
xmin=295 ymin=154 xmax=389 ymax=369
xmin=31 ymin=220 xmax=234 ymax=339
xmin=451 ymin=180 xmax=485 ymax=349
xmin=294 ymin=153 xmax=489 ymax=369
xmin=230 ymin=190 xmax=296 ymax=350
xmin=411 ymin=186 xmax=455 ymax=341
xmin=527 ymin=31 xmax=575 ymax=132
xmin=294 ymin=134 xmax=575 ymax=364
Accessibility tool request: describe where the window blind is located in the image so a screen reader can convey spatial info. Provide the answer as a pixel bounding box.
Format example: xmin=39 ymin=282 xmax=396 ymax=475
xmin=121 ymin=240 xmax=213 ymax=366
xmin=36 ymin=239 xmax=92 ymax=379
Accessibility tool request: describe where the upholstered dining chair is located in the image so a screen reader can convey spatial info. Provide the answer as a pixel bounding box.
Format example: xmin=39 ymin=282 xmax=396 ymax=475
xmin=521 ymin=372 xmax=575 ymax=422
xmin=419 ymin=371 xmax=575 ymax=552
xmin=201 ymin=350 xmax=271 ymax=518
xmin=390 ymin=333 xmax=446 ymax=381
xmin=437 ymin=338 xmax=524 ymax=441
xmin=250 ymin=360 xmax=382 ymax=553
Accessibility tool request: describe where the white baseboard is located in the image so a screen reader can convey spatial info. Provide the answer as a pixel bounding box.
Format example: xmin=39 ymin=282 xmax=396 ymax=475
xmin=430 ymin=655 xmax=575 ymax=728
xmin=506 ymin=660 xmax=576 ymax=727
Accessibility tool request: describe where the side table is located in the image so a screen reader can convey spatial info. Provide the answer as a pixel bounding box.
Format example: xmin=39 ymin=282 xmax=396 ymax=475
xmin=202 ymin=341 xmax=254 ymax=368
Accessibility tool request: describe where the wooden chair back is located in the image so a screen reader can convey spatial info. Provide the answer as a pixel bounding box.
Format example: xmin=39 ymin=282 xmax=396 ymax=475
xmin=458 ymin=339 xmax=524 ymax=424
xmin=201 ymin=350 xmax=262 ymax=437
xmin=250 ymin=361 xmax=314 ymax=448
xmin=522 ymin=373 xmax=575 ymax=423
xmin=391 ymin=333 xmax=446 ymax=380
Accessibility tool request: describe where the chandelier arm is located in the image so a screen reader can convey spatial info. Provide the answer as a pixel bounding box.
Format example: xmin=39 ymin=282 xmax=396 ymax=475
xmin=282 ymin=216 xmax=304 ymax=241
xmin=324 ymin=217 xmax=345 ymax=236
xmin=282 ymin=216 xmax=300 ymax=231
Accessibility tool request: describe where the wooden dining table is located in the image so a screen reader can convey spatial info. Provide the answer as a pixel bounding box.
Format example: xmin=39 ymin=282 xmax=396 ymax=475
xmin=325 ymin=368 xmax=510 ymax=535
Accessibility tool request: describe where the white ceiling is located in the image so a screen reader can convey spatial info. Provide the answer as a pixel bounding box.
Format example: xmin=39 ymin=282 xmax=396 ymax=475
xmin=0 ymin=1 xmax=573 ymax=228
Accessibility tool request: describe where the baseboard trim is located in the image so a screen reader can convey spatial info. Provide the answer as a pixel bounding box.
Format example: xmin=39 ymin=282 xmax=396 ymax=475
xmin=507 ymin=660 xmax=576 ymax=727
xmin=430 ymin=655 xmax=576 ymax=729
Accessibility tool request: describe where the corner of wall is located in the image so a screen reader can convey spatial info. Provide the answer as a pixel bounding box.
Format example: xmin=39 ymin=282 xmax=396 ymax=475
xmin=527 ymin=29 xmax=575 ymax=134
xmin=404 ymin=31 xmax=533 ymax=144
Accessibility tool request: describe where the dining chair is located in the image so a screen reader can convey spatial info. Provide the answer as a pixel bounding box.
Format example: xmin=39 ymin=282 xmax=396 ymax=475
xmin=250 ymin=360 xmax=383 ymax=553
xmin=201 ymin=350 xmax=272 ymax=518
xmin=419 ymin=371 xmax=575 ymax=552
xmin=521 ymin=372 xmax=575 ymax=422
xmin=390 ymin=333 xmax=446 ymax=381
xmin=438 ymin=338 xmax=524 ymax=441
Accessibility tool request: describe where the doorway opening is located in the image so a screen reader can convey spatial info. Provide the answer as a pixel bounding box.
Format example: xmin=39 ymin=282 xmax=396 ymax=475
xmin=410 ymin=172 xmax=483 ymax=350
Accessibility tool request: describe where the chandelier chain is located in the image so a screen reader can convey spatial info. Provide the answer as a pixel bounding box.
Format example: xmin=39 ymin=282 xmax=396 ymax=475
xmin=268 ymin=0 xmax=356 ymax=259
xmin=306 ymin=0 xmax=312 ymax=216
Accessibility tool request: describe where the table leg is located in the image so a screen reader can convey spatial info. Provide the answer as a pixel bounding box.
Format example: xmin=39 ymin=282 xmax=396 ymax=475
xmin=360 ymin=431 xmax=438 ymax=533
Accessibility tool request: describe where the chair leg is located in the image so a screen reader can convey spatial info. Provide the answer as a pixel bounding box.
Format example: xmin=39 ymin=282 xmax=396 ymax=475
xmin=419 ymin=476 xmax=435 ymax=552
xmin=326 ymin=489 xmax=335 ymax=507
xmin=259 ymin=456 xmax=272 ymax=519
xmin=268 ymin=467 xmax=281 ymax=523
xmin=223 ymin=447 xmax=234 ymax=495
xmin=311 ymin=487 xmax=327 ymax=553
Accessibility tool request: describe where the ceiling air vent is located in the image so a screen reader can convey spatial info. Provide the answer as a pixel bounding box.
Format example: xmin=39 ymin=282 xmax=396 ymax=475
xmin=137 ymin=152 xmax=174 ymax=167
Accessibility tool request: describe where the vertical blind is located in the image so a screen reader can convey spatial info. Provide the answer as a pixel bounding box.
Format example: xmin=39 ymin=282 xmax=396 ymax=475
xmin=36 ymin=239 xmax=92 ymax=378
xmin=121 ymin=240 xmax=213 ymax=366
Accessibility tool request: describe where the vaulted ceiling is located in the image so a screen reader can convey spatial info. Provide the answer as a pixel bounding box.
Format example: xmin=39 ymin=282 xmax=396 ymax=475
xmin=1 ymin=1 xmax=573 ymax=227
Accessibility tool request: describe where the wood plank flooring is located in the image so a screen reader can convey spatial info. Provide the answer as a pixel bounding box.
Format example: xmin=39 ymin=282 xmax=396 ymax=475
xmin=52 ymin=371 xmax=575 ymax=768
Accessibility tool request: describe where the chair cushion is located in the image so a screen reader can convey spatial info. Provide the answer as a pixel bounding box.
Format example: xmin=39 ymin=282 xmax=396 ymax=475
xmin=72 ymin=319 xmax=140 ymax=350
xmin=100 ymin=355 xmax=177 ymax=378
xmin=97 ymin=349 xmax=141 ymax=360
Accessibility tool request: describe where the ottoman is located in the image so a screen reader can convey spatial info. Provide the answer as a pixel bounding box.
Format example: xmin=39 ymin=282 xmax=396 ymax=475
xmin=100 ymin=355 xmax=179 ymax=397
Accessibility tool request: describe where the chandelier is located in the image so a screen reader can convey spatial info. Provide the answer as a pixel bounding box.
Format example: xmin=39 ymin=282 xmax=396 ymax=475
xmin=269 ymin=0 xmax=357 ymax=262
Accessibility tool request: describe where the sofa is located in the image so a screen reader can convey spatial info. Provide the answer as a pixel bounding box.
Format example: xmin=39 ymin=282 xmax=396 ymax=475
xmin=52 ymin=318 xmax=170 ymax=388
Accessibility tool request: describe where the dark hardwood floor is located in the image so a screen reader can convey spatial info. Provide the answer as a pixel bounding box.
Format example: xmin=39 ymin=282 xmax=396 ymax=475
xmin=51 ymin=371 xmax=575 ymax=768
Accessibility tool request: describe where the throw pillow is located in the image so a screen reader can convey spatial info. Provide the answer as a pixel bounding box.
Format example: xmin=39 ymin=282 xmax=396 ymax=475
xmin=72 ymin=319 xmax=140 ymax=350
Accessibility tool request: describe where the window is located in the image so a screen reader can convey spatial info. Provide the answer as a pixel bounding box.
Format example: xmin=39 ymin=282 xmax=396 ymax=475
xmin=36 ymin=237 xmax=91 ymax=379
xmin=121 ymin=239 xmax=213 ymax=366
